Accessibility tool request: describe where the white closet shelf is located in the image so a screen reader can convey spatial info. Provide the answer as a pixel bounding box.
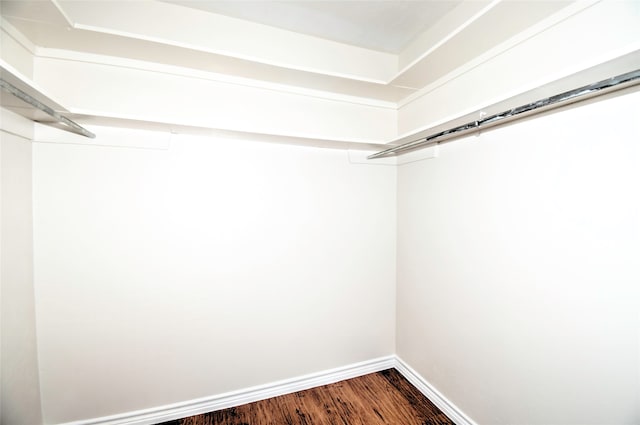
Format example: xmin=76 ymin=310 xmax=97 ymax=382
xmin=0 ymin=59 xmax=95 ymax=137
xmin=6 ymin=50 xmax=638 ymax=154
xmin=386 ymin=50 xmax=640 ymax=154
xmin=0 ymin=59 xmax=388 ymax=150
xmin=0 ymin=60 xmax=66 ymax=117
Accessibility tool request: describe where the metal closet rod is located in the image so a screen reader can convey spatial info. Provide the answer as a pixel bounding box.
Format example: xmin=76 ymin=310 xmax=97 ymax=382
xmin=369 ymin=68 xmax=640 ymax=159
xmin=0 ymin=78 xmax=96 ymax=139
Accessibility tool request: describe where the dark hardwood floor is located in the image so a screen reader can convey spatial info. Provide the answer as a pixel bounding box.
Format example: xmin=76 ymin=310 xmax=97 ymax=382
xmin=160 ymin=368 xmax=453 ymax=425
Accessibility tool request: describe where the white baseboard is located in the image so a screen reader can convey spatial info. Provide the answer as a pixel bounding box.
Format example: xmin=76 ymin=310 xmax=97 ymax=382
xmin=61 ymin=356 xmax=396 ymax=425
xmin=393 ymin=356 xmax=477 ymax=425
xmin=58 ymin=355 xmax=475 ymax=425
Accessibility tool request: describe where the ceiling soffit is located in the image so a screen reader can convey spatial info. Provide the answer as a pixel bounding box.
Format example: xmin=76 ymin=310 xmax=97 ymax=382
xmin=1 ymin=0 xmax=577 ymax=104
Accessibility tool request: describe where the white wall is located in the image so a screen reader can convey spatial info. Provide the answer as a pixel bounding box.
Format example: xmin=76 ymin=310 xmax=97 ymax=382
xmin=396 ymin=89 xmax=640 ymax=424
xmin=1 ymin=112 xmax=43 ymax=425
xmin=32 ymin=132 xmax=396 ymax=423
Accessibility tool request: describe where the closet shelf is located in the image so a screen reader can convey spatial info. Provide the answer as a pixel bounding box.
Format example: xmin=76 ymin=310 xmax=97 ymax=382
xmin=382 ymin=50 xmax=640 ymax=157
xmin=0 ymin=60 xmax=386 ymax=150
xmin=0 ymin=60 xmax=95 ymax=138
xmin=0 ymin=61 xmax=389 ymax=150
xmin=5 ymin=50 xmax=637 ymax=154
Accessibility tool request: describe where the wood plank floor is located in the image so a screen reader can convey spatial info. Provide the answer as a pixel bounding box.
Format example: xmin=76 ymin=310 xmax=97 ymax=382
xmin=159 ymin=368 xmax=453 ymax=425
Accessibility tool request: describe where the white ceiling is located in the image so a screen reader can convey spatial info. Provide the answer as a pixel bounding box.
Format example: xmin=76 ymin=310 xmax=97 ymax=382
xmin=161 ymin=1 xmax=462 ymax=53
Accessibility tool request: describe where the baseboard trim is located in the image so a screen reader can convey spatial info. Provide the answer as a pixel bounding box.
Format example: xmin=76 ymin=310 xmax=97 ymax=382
xmin=393 ymin=356 xmax=477 ymax=425
xmin=58 ymin=355 xmax=476 ymax=425
xmin=61 ymin=356 xmax=396 ymax=425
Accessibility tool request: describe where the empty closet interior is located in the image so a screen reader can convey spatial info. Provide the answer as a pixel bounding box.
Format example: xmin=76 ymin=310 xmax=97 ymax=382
xmin=1 ymin=1 xmax=639 ymax=424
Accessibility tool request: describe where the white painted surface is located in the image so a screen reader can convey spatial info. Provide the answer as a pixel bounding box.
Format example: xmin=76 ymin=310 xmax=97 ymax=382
xmin=5 ymin=0 xmax=601 ymax=110
xmin=0 ymin=111 xmax=43 ymax=425
xmin=398 ymin=0 xmax=493 ymax=70
xmin=396 ymin=90 xmax=640 ymax=425
xmin=33 ymin=57 xmax=397 ymax=144
xmin=1 ymin=2 xmax=638 ymax=424
xmin=57 ymin=356 xmax=396 ymax=425
xmin=52 ymin=0 xmax=397 ymax=83
xmin=395 ymin=357 xmax=475 ymax=425
xmin=5 ymin=0 xmax=630 ymax=151
xmin=0 ymin=17 xmax=34 ymax=78
xmin=161 ymin=0 xmax=460 ymax=54
xmin=398 ymin=0 xmax=640 ymax=134
xmin=393 ymin=0 xmax=573 ymax=90
xmin=32 ymin=132 xmax=397 ymax=424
